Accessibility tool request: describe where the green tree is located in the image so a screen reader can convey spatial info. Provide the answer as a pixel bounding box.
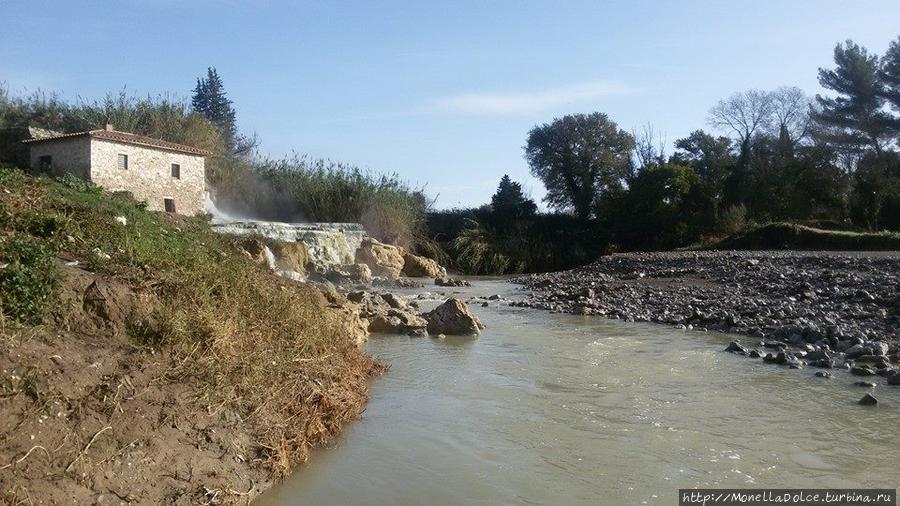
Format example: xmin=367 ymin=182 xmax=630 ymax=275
xmin=850 ymin=152 xmax=900 ymax=230
xmin=671 ymin=130 xmax=734 ymax=190
xmin=879 ymin=36 xmax=900 ymax=114
xmin=524 ymin=112 xmax=634 ymax=220
xmin=602 ymin=164 xmax=712 ymax=249
xmin=490 ymin=174 xmax=537 ymax=225
xmin=813 ymin=40 xmax=895 ymax=154
xmin=191 ymin=67 xmax=254 ymax=155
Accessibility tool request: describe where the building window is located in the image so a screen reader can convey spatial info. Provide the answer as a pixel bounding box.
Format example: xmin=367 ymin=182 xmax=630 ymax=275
xmin=38 ymin=155 xmax=52 ymax=171
xmin=117 ymin=153 xmax=128 ymax=170
xmin=171 ymin=163 xmax=180 ymax=179
xmin=164 ymin=198 xmax=176 ymax=213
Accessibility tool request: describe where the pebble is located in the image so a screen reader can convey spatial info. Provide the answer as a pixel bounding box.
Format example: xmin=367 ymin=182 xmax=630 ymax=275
xmin=514 ymin=251 xmax=900 ymax=395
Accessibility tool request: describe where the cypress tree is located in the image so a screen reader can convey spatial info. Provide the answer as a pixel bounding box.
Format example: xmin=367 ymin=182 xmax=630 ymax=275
xmin=490 ymin=174 xmax=537 ymax=227
xmin=191 ymin=67 xmax=238 ymax=149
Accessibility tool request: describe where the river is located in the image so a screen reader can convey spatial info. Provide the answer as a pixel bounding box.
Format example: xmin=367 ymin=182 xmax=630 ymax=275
xmin=258 ymin=280 xmax=900 ymax=505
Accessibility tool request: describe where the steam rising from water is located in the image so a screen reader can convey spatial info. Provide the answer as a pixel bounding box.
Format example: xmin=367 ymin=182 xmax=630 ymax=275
xmin=205 ymin=192 xmax=252 ymax=224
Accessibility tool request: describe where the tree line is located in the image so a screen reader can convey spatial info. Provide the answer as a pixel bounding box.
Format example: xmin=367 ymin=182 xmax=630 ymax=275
xmin=436 ymin=35 xmax=900 ymax=273
xmin=3 ymin=36 xmax=899 ymax=274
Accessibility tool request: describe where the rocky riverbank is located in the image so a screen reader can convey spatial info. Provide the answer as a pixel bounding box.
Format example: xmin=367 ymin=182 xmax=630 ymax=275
xmin=514 ymin=251 xmax=900 ymax=393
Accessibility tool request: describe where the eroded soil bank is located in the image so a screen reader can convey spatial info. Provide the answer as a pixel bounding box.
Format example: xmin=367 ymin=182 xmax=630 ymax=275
xmin=1 ymin=264 xmax=382 ymax=505
xmin=516 ymin=251 xmax=900 ymax=390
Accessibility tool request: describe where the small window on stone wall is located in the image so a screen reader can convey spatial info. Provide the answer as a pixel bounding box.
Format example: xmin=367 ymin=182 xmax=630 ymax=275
xmin=164 ymin=198 xmax=176 ymax=213
xmin=39 ymin=155 xmax=52 ymax=171
xmin=117 ymin=154 xmax=128 ymax=170
xmin=171 ymin=163 xmax=180 ymax=179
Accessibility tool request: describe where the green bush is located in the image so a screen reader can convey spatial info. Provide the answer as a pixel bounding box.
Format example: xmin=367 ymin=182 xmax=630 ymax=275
xmin=58 ymin=172 xmax=100 ymax=194
xmin=0 ymin=234 xmax=58 ymax=325
xmin=716 ymin=204 xmax=748 ymax=236
xmin=451 ymin=220 xmax=514 ymax=274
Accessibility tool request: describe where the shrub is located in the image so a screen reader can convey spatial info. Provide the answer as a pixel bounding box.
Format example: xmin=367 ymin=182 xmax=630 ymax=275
xmin=58 ymin=172 xmax=100 ymax=193
xmin=451 ymin=220 xmax=513 ymax=275
xmin=716 ymin=204 xmax=748 ymax=236
xmin=0 ymin=234 xmax=58 ymax=325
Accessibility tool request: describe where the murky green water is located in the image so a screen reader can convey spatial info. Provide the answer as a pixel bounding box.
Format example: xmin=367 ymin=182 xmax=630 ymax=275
xmin=258 ymin=280 xmax=900 ymax=505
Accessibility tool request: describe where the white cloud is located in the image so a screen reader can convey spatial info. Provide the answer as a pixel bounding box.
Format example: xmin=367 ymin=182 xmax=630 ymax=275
xmin=429 ymin=80 xmax=628 ymax=115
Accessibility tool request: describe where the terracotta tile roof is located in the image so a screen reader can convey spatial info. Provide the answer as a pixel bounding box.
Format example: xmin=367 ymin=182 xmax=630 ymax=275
xmin=23 ymin=129 xmax=212 ymax=156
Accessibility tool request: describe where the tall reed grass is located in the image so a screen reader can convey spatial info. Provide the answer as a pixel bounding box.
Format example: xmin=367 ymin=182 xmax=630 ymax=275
xmin=215 ymin=155 xmax=430 ymax=248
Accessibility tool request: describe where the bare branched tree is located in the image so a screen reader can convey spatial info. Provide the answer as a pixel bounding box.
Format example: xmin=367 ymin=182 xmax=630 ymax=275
xmin=632 ymin=122 xmax=667 ymax=171
xmin=707 ymin=89 xmax=774 ymax=145
xmin=769 ymin=86 xmax=812 ymax=145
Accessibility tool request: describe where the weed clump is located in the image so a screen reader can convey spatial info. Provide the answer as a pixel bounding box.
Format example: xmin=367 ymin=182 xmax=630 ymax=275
xmin=0 ymin=234 xmax=58 ymax=325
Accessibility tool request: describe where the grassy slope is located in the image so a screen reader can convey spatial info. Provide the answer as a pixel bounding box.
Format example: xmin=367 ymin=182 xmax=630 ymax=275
xmin=0 ymin=168 xmax=381 ymax=501
xmin=693 ymin=222 xmax=900 ymax=251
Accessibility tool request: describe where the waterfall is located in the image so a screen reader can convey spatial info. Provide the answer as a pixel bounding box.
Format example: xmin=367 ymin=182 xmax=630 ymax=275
xmin=262 ymin=246 xmax=278 ymax=271
xmin=205 ymin=191 xmax=366 ymax=272
xmin=204 ymin=192 xmax=249 ymax=224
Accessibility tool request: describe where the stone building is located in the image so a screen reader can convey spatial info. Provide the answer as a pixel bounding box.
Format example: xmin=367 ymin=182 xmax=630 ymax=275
xmin=23 ymin=125 xmax=210 ymax=215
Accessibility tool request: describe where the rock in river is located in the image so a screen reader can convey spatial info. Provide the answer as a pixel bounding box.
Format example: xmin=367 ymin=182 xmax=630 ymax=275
xmin=423 ymin=298 xmax=485 ymax=336
xmin=355 ymin=238 xmax=405 ymax=279
xmin=851 ymin=366 xmax=877 ymax=376
xmin=887 ymin=371 xmax=900 ymax=386
xmin=325 ymin=263 xmax=373 ymax=285
xmin=436 ymin=276 xmax=471 ymax=287
xmin=724 ymin=341 xmax=747 ymax=354
xmin=402 ymin=252 xmax=447 ymax=278
xmin=858 ymin=393 xmax=878 ymax=406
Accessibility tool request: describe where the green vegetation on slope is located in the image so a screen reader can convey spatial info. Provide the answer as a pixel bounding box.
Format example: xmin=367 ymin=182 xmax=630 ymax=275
xmin=0 ymin=167 xmax=379 ymax=478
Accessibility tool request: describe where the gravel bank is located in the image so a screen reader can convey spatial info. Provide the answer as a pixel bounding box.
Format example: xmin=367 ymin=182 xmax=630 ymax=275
xmin=514 ymin=251 xmax=900 ymax=388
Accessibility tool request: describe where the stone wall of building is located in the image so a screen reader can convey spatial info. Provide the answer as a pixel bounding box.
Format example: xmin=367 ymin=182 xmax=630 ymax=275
xmin=89 ymin=138 xmax=206 ymax=215
xmin=29 ymin=136 xmax=92 ymax=179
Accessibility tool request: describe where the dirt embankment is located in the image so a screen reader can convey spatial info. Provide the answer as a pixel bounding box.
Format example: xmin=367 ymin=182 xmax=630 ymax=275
xmin=515 ymin=251 xmax=900 ymax=389
xmin=1 ymin=264 xmax=381 ymax=504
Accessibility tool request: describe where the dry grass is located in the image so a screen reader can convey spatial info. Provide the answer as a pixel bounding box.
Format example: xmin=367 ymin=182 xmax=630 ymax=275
xmin=0 ymin=167 xmax=385 ymax=479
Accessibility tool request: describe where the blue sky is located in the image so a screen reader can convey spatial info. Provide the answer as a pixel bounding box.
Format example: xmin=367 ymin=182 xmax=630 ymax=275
xmin=3 ymin=1 xmax=900 ymax=208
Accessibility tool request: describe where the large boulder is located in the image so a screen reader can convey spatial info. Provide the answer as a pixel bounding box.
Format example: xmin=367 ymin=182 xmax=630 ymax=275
xmin=402 ymin=253 xmax=446 ymax=278
xmin=273 ymin=241 xmax=309 ymax=274
xmin=325 ymin=263 xmax=373 ymax=285
xmin=355 ymin=238 xmax=404 ymax=279
xmin=368 ymin=308 xmax=428 ymax=335
xmin=350 ymin=291 xmax=427 ymax=335
xmin=423 ymin=298 xmax=485 ymax=336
